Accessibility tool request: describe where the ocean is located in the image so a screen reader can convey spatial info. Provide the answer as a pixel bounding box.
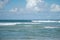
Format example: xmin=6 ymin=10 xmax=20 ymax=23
xmin=0 ymin=20 xmax=60 ymax=40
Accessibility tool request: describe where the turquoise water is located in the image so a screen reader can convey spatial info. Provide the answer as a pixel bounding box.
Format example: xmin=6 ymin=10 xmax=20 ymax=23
xmin=0 ymin=22 xmax=60 ymax=40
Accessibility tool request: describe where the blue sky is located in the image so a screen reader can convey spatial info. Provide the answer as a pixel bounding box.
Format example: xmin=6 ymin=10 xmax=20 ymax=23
xmin=0 ymin=0 xmax=60 ymax=20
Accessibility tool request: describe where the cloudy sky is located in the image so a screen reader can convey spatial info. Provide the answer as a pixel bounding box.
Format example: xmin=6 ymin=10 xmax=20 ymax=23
xmin=0 ymin=0 xmax=60 ymax=20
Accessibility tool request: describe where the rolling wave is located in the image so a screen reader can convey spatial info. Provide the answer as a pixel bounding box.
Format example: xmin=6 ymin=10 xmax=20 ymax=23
xmin=0 ymin=22 xmax=41 ymax=26
xmin=0 ymin=23 xmax=17 ymax=26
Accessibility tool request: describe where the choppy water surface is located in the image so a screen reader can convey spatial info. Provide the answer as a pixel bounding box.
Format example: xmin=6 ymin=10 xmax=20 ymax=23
xmin=0 ymin=22 xmax=60 ymax=40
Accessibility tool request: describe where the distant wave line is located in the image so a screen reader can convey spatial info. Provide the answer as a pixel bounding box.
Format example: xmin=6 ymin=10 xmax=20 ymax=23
xmin=32 ymin=20 xmax=60 ymax=23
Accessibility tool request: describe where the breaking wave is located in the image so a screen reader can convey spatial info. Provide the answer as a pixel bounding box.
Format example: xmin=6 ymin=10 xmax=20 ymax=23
xmin=0 ymin=23 xmax=16 ymax=26
xmin=0 ymin=22 xmax=41 ymax=26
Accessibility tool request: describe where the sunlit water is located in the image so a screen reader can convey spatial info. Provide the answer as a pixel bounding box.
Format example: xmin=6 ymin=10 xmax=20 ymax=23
xmin=0 ymin=22 xmax=60 ymax=40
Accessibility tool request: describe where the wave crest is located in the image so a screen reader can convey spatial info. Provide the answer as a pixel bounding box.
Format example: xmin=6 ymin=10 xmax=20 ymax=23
xmin=0 ymin=23 xmax=17 ymax=26
xmin=0 ymin=22 xmax=41 ymax=26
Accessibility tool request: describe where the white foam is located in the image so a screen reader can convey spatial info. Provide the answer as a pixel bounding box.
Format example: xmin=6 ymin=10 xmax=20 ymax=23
xmin=32 ymin=20 xmax=57 ymax=23
xmin=0 ymin=22 xmax=41 ymax=26
xmin=44 ymin=26 xmax=59 ymax=29
xmin=0 ymin=23 xmax=17 ymax=26
xmin=57 ymin=21 xmax=60 ymax=23
xmin=23 ymin=22 xmax=40 ymax=24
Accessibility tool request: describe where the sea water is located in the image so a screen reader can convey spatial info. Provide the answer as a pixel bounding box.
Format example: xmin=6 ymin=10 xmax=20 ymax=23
xmin=0 ymin=20 xmax=60 ymax=40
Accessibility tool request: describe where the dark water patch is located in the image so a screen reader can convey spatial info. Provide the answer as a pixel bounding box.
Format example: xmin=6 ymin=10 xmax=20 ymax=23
xmin=0 ymin=20 xmax=32 ymax=22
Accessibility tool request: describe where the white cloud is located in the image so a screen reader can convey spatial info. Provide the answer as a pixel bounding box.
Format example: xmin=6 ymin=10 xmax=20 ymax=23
xmin=26 ymin=0 xmax=44 ymax=8
xmin=26 ymin=0 xmax=60 ymax=12
xmin=0 ymin=0 xmax=9 ymax=9
xmin=26 ymin=0 xmax=47 ymax=12
xmin=51 ymin=4 xmax=60 ymax=12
